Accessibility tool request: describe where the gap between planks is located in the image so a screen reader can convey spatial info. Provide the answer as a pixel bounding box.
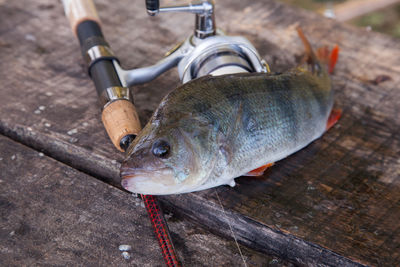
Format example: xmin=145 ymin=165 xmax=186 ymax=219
xmin=0 ymin=120 xmax=367 ymax=267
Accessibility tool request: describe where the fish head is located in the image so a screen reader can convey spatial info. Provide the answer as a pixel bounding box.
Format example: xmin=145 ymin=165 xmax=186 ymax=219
xmin=120 ymin=114 xmax=218 ymax=195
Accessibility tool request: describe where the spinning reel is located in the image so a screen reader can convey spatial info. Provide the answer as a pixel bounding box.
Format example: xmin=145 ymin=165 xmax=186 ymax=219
xmin=63 ymin=0 xmax=268 ymax=151
xmin=114 ymin=0 xmax=269 ymax=87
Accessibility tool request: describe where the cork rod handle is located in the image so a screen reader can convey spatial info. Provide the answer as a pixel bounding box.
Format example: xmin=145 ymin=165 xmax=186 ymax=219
xmin=102 ymin=100 xmax=141 ymax=152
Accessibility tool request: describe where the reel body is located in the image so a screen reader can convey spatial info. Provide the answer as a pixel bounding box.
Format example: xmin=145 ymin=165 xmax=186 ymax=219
xmin=114 ymin=0 xmax=268 ymax=87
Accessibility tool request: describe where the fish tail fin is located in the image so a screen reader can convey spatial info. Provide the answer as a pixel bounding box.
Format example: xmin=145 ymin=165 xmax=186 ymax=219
xmin=297 ymin=27 xmax=340 ymax=74
xmin=316 ymin=46 xmax=330 ymax=64
xmin=316 ymin=45 xmax=340 ymax=74
xmin=328 ymin=45 xmax=339 ymax=74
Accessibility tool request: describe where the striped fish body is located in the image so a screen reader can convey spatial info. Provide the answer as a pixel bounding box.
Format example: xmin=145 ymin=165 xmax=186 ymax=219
xmin=121 ymin=68 xmax=334 ymax=195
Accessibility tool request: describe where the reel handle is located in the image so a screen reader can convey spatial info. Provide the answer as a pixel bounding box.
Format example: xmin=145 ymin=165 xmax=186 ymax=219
xmin=145 ymin=0 xmax=216 ymax=38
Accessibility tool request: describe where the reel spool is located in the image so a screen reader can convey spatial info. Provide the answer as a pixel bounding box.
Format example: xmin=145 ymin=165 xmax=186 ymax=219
xmin=113 ymin=0 xmax=269 ymax=87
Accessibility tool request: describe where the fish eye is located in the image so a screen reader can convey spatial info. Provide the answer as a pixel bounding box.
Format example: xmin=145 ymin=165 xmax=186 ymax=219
xmin=152 ymin=140 xmax=170 ymax=158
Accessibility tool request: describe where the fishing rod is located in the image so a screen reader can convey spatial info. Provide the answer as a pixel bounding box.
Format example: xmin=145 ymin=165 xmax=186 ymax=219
xmin=61 ymin=1 xmax=180 ymax=266
xmin=62 ymin=0 xmax=269 ymax=265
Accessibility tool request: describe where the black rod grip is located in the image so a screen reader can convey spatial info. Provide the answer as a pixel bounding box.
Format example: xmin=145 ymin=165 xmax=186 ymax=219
xmin=76 ymin=20 xmax=121 ymax=96
xmin=75 ymin=19 xmax=141 ymax=151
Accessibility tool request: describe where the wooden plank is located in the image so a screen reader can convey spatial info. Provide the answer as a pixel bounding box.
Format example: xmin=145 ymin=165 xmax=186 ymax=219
xmin=0 ymin=135 xmax=281 ymax=266
xmin=333 ymin=0 xmax=400 ymax=22
xmin=0 ymin=134 xmax=165 ymax=266
xmin=1 ymin=0 xmax=399 ymax=266
xmin=0 ymin=121 xmax=362 ymax=266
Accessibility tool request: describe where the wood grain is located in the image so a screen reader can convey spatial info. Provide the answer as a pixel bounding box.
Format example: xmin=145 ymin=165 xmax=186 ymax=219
xmin=333 ymin=0 xmax=400 ymax=22
xmin=0 ymin=134 xmax=165 ymax=266
xmin=0 ymin=0 xmax=399 ymax=266
xmin=0 ymin=132 xmax=280 ymax=266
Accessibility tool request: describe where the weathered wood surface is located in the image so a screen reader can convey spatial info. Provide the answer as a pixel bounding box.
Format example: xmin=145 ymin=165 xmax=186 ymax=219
xmin=0 ymin=135 xmax=280 ymax=266
xmin=0 ymin=136 xmax=164 ymax=266
xmin=333 ymin=0 xmax=400 ymax=22
xmin=1 ymin=0 xmax=400 ymax=266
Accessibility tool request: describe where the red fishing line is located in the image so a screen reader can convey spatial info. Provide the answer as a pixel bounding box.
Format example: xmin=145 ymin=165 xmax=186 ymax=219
xmin=142 ymin=194 xmax=180 ymax=267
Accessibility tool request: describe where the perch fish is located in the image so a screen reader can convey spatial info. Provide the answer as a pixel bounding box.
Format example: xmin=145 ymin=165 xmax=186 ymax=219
xmin=120 ymin=28 xmax=341 ymax=195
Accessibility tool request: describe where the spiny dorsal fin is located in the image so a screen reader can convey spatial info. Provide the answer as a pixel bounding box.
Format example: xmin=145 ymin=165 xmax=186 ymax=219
xmin=296 ymin=27 xmax=318 ymax=70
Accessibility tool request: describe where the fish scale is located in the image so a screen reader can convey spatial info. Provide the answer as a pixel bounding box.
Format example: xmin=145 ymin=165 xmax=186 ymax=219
xmin=188 ymin=72 xmax=331 ymax=180
xmin=121 ymin=43 xmax=337 ymax=195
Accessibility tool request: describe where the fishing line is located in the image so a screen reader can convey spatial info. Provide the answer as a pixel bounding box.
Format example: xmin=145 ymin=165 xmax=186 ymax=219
xmin=215 ymin=188 xmax=248 ymax=267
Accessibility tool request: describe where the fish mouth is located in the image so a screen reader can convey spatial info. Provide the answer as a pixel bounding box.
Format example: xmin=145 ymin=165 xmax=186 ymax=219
xmin=121 ymin=166 xmax=186 ymax=195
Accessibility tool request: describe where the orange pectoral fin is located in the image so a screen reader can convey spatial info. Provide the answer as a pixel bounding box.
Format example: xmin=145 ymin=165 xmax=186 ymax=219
xmin=326 ymin=109 xmax=342 ymax=131
xmin=245 ymin=163 xmax=275 ymax=177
